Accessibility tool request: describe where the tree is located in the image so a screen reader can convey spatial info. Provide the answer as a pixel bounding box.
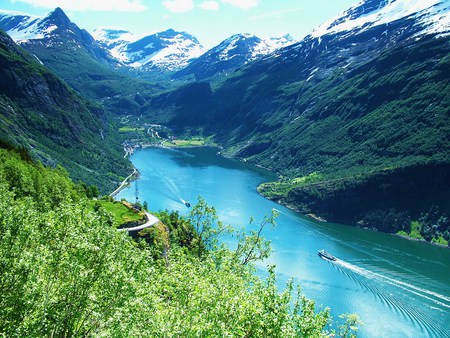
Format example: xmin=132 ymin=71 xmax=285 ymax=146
xmin=233 ymin=209 xmax=279 ymax=265
xmin=187 ymin=196 xmax=231 ymax=257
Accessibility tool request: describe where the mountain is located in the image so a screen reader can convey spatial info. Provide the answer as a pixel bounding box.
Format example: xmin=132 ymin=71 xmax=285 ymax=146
xmin=94 ymin=28 xmax=205 ymax=72
xmin=173 ymin=33 xmax=295 ymax=80
xmin=265 ymin=33 xmax=296 ymax=50
xmin=145 ymin=0 xmax=450 ymax=237
xmin=311 ymin=0 xmax=449 ymax=39
xmin=0 ymin=7 xmax=115 ymax=69
xmin=0 ymin=30 xmax=131 ymax=192
xmin=0 ymin=8 xmax=156 ymax=102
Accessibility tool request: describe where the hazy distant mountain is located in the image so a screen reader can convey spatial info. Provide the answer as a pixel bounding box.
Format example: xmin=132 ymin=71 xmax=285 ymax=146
xmin=265 ymin=33 xmax=296 ymax=50
xmin=174 ymin=33 xmax=296 ymax=80
xmin=94 ymin=28 xmax=205 ymax=72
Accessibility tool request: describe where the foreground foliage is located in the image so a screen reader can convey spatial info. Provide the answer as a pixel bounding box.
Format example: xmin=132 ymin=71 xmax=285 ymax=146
xmin=0 ymin=148 xmax=359 ymax=337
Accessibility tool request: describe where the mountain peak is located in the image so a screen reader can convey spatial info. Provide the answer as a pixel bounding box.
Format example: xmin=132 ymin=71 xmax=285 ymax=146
xmin=160 ymin=28 xmax=176 ymax=35
xmin=50 ymin=7 xmax=66 ymax=17
xmin=44 ymin=7 xmax=71 ymax=27
xmin=227 ymin=33 xmax=258 ymax=41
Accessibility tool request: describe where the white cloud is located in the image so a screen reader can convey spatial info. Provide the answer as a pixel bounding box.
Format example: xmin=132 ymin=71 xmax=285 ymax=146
xmin=221 ymin=0 xmax=258 ymax=9
xmin=249 ymin=8 xmax=303 ymax=21
xmin=11 ymin=0 xmax=146 ymax=12
xmin=198 ymin=1 xmax=220 ymax=10
xmin=162 ymin=0 xmax=194 ymax=13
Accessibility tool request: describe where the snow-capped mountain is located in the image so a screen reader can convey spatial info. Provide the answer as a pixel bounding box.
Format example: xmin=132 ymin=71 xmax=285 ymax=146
xmin=0 ymin=8 xmax=128 ymax=99
xmin=0 ymin=8 xmax=205 ymax=72
xmin=0 ymin=8 xmax=113 ymax=64
xmin=0 ymin=10 xmax=42 ymax=42
xmin=311 ymin=0 xmax=450 ymax=39
xmin=92 ymin=28 xmax=135 ymax=62
xmin=0 ymin=7 xmax=295 ymax=78
xmin=94 ymin=28 xmax=205 ymax=71
xmin=267 ymin=0 xmax=450 ymax=86
xmin=174 ymin=33 xmax=295 ymax=80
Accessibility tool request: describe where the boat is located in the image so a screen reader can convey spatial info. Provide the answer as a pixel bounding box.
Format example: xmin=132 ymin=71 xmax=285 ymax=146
xmin=184 ymin=201 xmax=191 ymax=208
xmin=318 ymin=249 xmax=337 ymax=261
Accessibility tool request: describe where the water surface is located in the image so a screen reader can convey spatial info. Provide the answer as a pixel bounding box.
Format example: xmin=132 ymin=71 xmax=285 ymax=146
xmin=117 ymin=147 xmax=450 ymax=337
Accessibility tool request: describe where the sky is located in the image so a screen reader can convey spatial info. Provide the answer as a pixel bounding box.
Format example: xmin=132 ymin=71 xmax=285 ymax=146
xmin=2 ymin=0 xmax=360 ymax=48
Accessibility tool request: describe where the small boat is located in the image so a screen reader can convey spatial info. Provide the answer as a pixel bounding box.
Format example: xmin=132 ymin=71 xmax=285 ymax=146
xmin=184 ymin=201 xmax=191 ymax=208
xmin=318 ymin=249 xmax=337 ymax=261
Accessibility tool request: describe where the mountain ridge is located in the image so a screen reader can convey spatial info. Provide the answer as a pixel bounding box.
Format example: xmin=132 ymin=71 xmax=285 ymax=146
xmin=173 ymin=32 xmax=295 ymax=80
xmin=94 ymin=27 xmax=205 ymax=71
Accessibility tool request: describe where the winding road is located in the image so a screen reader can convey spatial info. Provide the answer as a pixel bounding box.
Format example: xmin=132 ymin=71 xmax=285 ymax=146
xmin=118 ymin=211 xmax=160 ymax=232
xmin=110 ymin=168 xmax=137 ymax=197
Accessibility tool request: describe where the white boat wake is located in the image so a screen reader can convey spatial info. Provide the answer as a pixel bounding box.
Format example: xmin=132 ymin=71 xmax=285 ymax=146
xmin=331 ymin=258 xmax=450 ymax=337
xmin=335 ymin=259 xmax=450 ymax=309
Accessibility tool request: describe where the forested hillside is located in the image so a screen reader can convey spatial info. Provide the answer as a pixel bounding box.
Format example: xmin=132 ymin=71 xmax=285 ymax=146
xmin=0 ymin=30 xmax=131 ymax=192
xmin=0 ymin=145 xmax=359 ymax=337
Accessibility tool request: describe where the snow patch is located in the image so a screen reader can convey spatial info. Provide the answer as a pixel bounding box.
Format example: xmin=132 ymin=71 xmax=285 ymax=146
xmin=311 ymin=0 xmax=449 ymax=38
xmin=95 ymin=28 xmax=206 ymax=70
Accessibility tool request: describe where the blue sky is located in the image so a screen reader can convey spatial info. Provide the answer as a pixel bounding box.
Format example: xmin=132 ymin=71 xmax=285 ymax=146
xmin=2 ymin=0 xmax=359 ymax=47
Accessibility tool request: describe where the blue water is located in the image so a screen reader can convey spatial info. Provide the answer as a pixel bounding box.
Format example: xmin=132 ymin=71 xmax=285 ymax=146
xmin=117 ymin=147 xmax=450 ymax=337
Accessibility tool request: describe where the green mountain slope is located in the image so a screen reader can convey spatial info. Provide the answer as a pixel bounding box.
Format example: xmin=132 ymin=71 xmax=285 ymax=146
xmin=0 ymin=30 xmax=131 ymax=192
xmin=218 ymin=37 xmax=449 ymax=173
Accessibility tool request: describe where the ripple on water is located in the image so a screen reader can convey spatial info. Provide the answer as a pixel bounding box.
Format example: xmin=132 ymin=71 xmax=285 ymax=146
xmin=334 ymin=259 xmax=450 ymax=337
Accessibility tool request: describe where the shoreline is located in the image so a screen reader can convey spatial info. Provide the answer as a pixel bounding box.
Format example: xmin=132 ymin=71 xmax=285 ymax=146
xmin=394 ymin=232 xmax=449 ymax=248
xmin=255 ymin=189 xmax=449 ymax=249
xmin=109 ymin=167 xmax=138 ymax=197
xmin=118 ymin=144 xmax=449 ymax=249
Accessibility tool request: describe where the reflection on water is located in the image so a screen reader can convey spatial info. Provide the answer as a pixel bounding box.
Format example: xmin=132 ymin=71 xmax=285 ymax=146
xmin=117 ymin=147 xmax=450 ymax=338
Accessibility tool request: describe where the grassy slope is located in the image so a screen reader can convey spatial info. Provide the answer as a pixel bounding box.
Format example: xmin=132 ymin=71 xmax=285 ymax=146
xmin=212 ymin=37 xmax=450 ymax=178
xmin=87 ymin=200 xmax=145 ymax=227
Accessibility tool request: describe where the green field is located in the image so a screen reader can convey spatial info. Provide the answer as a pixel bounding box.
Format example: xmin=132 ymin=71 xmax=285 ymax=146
xmin=118 ymin=126 xmax=145 ymax=133
xmin=163 ymin=136 xmax=214 ymax=147
xmin=171 ymin=139 xmax=204 ymax=146
xmin=258 ymin=172 xmax=322 ymax=198
xmin=88 ymin=200 xmax=145 ymax=226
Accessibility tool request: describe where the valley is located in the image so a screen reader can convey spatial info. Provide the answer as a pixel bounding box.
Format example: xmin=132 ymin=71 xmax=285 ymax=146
xmin=1 ymin=1 xmax=449 ymax=244
xmin=0 ymin=0 xmax=449 ymax=336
